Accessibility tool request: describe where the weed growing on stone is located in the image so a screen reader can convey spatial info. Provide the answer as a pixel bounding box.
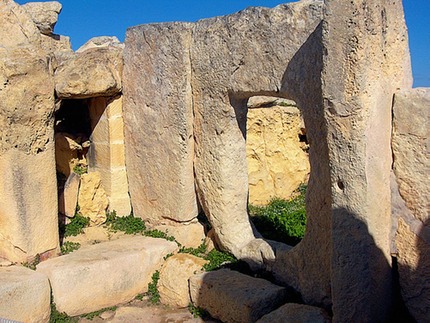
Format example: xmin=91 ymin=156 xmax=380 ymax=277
xmin=64 ymin=214 xmax=90 ymax=237
xmin=60 ymin=242 xmax=81 ymax=255
xmin=179 ymin=242 xmax=207 ymax=257
xmin=144 ymin=229 xmax=176 ymax=241
xmin=22 ymin=254 xmax=40 ymax=270
xmin=80 ymin=306 xmax=117 ymax=320
xmin=249 ymin=184 xmax=307 ymax=246
xmin=50 ymin=301 xmax=77 ymax=323
xmin=203 ymin=249 xmax=237 ymax=271
xmin=72 ymin=164 xmax=87 ymax=176
xmin=146 ymin=270 xmax=161 ymax=304
xmin=188 ymin=303 xmax=208 ymax=318
xmin=105 ymin=210 xmax=146 ymax=234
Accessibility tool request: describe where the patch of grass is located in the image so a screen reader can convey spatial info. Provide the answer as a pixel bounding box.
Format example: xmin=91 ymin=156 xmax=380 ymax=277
xmin=50 ymin=302 xmax=77 ymax=323
xmin=81 ymin=306 xmax=117 ymax=320
xmin=64 ymin=214 xmax=90 ymax=237
xmin=22 ymin=254 xmax=40 ymax=270
xmin=203 ymin=249 xmax=237 ymax=271
xmin=188 ymin=303 xmax=208 ymax=318
xmin=249 ymin=184 xmax=307 ymax=246
xmin=60 ymin=242 xmax=81 ymax=255
xmin=73 ymin=164 xmax=87 ymax=176
xmin=105 ymin=210 xmax=146 ymax=234
xmin=146 ymin=270 xmax=161 ymax=304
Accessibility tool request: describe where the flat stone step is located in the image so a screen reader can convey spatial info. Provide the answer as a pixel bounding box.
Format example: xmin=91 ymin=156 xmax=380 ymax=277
xmin=37 ymin=236 xmax=177 ymax=316
xmin=256 ymin=303 xmax=331 ymax=323
xmin=189 ymin=269 xmax=289 ymax=323
xmin=0 ymin=266 xmax=50 ymax=323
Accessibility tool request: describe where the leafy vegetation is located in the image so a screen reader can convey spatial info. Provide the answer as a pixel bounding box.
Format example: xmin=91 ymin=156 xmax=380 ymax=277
xmin=105 ymin=210 xmax=146 ymax=234
xmin=144 ymin=229 xmax=175 ymax=241
xmin=72 ymin=164 xmax=87 ymax=176
xmin=146 ymin=270 xmax=161 ymax=304
xmin=179 ymin=242 xmax=237 ymax=271
xmin=188 ymin=303 xmax=208 ymax=318
xmin=50 ymin=302 xmax=77 ymax=323
xmin=179 ymin=242 xmax=207 ymax=257
xmin=22 ymin=254 xmax=40 ymax=271
xmin=63 ymin=214 xmax=90 ymax=237
xmin=81 ymin=307 xmax=117 ymax=320
xmin=60 ymin=242 xmax=81 ymax=255
xmin=249 ymin=184 xmax=307 ymax=246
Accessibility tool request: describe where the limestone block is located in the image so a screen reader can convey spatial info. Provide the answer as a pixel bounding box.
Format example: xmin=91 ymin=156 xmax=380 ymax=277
xmin=246 ymin=104 xmax=309 ymax=205
xmin=322 ymin=0 xmax=413 ymax=321
xmin=78 ymin=172 xmax=109 ymax=225
xmin=154 ymin=222 xmax=206 ymax=248
xmin=0 ymin=0 xmax=41 ymax=49
xmin=123 ymin=22 xmax=198 ymax=224
xmin=392 ymin=88 xmax=429 ymax=223
xmin=21 ymin=1 xmax=62 ymax=35
xmin=77 ymin=36 xmax=124 ymax=53
xmin=36 ymin=236 xmax=178 ymax=316
xmin=40 ymin=34 xmax=72 ymax=54
xmin=0 ymin=266 xmax=50 ymax=323
xmin=257 ymin=303 xmax=331 ymax=323
xmin=58 ymin=172 xmax=80 ymax=217
xmin=189 ymin=269 xmax=288 ymax=323
xmin=55 ymin=132 xmax=85 ymax=177
xmin=55 ymin=47 xmax=123 ymax=99
xmin=396 ymin=218 xmax=430 ymax=322
xmin=158 ymin=254 xmax=207 ymax=308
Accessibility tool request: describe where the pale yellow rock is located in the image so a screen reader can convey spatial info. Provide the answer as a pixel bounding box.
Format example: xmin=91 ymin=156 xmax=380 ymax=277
xmin=159 ymin=254 xmax=207 ymax=308
xmin=246 ymin=104 xmax=309 ymax=205
xmin=58 ymin=172 xmax=80 ymax=217
xmin=40 ymin=34 xmax=72 ymax=54
xmin=21 ymin=1 xmax=62 ymax=35
xmin=77 ymin=36 xmax=124 ymax=53
xmin=78 ymin=172 xmax=109 ymax=225
xmin=0 ymin=266 xmax=51 ymax=323
xmin=63 ymin=226 xmax=126 ymax=248
xmin=154 ymin=222 xmax=206 ymax=249
xmin=55 ymin=132 xmax=86 ymax=177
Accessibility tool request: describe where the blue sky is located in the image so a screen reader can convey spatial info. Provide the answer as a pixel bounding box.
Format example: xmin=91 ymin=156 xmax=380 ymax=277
xmin=16 ymin=0 xmax=429 ymax=87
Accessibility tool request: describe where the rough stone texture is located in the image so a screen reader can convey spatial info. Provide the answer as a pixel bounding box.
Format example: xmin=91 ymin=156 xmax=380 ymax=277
xmin=154 ymin=222 xmax=206 ymax=248
xmin=396 ymin=218 xmax=430 ymax=322
xmin=55 ymin=132 xmax=87 ymax=177
xmin=77 ymin=36 xmax=124 ymax=53
xmin=159 ymin=254 xmax=207 ymax=308
xmin=0 ymin=266 xmax=50 ymax=323
xmin=109 ymin=306 xmax=202 ymax=323
xmin=87 ymin=96 xmax=131 ymax=216
xmin=21 ymin=1 xmax=62 ymax=35
xmin=246 ymin=101 xmax=309 ymax=205
xmin=63 ymin=226 xmax=126 ymax=248
xmin=322 ymin=0 xmax=412 ymax=321
xmin=58 ymin=172 xmax=80 ymax=217
xmin=392 ymin=88 xmax=429 ymax=224
xmin=124 ymin=22 xmax=198 ymax=224
xmin=40 ymin=33 xmax=72 ymax=54
xmin=37 ymin=236 xmax=178 ymax=316
xmin=0 ymin=45 xmax=59 ymax=262
xmin=257 ymin=303 xmax=331 ymax=323
xmin=190 ymin=269 xmax=288 ymax=323
xmin=78 ymin=172 xmax=109 ymax=225
xmin=55 ymin=47 xmax=123 ymax=99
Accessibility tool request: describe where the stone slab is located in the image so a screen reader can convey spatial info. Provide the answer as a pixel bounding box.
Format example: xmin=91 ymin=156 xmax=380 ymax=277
xmin=257 ymin=303 xmax=331 ymax=323
xmin=0 ymin=266 xmax=50 ymax=323
xmin=189 ymin=269 xmax=287 ymax=323
xmin=37 ymin=236 xmax=178 ymax=316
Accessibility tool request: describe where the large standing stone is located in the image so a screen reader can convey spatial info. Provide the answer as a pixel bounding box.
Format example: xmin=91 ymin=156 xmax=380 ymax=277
xmin=0 ymin=266 xmax=51 ymax=323
xmin=21 ymin=1 xmax=62 ymax=35
xmin=158 ymin=254 xmax=207 ymax=308
xmin=123 ymin=22 xmax=198 ymax=224
xmin=37 ymin=236 xmax=178 ymax=316
xmin=58 ymin=172 xmax=80 ymax=217
xmin=322 ymin=0 xmax=412 ymax=321
xmin=189 ymin=269 xmax=288 ymax=323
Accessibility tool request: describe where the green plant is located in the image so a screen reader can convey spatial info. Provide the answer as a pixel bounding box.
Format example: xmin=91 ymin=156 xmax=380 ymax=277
xmin=203 ymin=249 xmax=237 ymax=271
xmin=146 ymin=270 xmax=160 ymax=304
xmin=64 ymin=214 xmax=90 ymax=237
xmin=80 ymin=307 xmax=117 ymax=320
xmin=188 ymin=303 xmax=208 ymax=318
xmin=144 ymin=229 xmax=175 ymax=241
xmin=22 ymin=254 xmax=40 ymax=270
xmin=105 ymin=211 xmax=146 ymax=234
xmin=163 ymin=253 xmax=174 ymax=260
xmin=50 ymin=301 xmax=77 ymax=323
xmin=179 ymin=242 xmax=207 ymax=257
xmin=60 ymin=242 xmax=81 ymax=255
xmin=249 ymin=184 xmax=307 ymax=246
xmin=73 ymin=164 xmax=87 ymax=176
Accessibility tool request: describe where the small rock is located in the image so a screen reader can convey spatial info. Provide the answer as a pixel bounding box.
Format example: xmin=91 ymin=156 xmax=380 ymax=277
xmin=22 ymin=1 xmax=62 ymax=35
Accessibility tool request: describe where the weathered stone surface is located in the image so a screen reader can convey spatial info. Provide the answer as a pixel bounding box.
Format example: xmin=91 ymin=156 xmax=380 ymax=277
xmin=40 ymin=33 xmax=72 ymax=54
xmin=159 ymin=254 xmax=207 ymax=308
xmin=0 ymin=46 xmax=59 ymax=262
xmin=109 ymin=306 xmax=201 ymax=323
xmin=257 ymin=303 xmax=331 ymax=323
xmin=77 ymin=36 xmax=124 ymax=53
xmin=58 ymin=172 xmax=80 ymax=217
xmin=322 ymin=0 xmax=412 ymax=321
xmin=87 ymin=96 xmax=131 ymax=216
xmin=246 ymin=101 xmax=309 ymax=205
xmin=78 ymin=172 xmax=109 ymax=225
xmin=63 ymin=226 xmax=126 ymax=248
xmin=0 ymin=266 xmax=50 ymax=323
xmin=190 ymin=269 xmax=287 ymax=323
xmin=396 ymin=218 xmax=430 ymax=322
xmin=0 ymin=0 xmax=41 ymax=49
xmin=22 ymin=1 xmax=62 ymax=35
xmin=55 ymin=47 xmax=123 ymax=99
xmin=392 ymin=88 xmax=429 ymax=224
xmin=55 ymin=132 xmax=87 ymax=177
xmin=124 ymin=22 xmax=198 ymax=224
xmin=154 ymin=222 xmax=206 ymax=249
xmin=37 ymin=236 xmax=178 ymax=316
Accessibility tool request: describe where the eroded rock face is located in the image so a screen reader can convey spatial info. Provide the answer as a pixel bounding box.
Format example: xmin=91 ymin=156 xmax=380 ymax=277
xmin=78 ymin=172 xmax=109 ymax=225
xmin=77 ymin=36 xmax=124 ymax=53
xmin=22 ymin=1 xmax=62 ymax=35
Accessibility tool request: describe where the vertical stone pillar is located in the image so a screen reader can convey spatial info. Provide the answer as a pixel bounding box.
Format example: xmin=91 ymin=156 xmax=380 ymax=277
xmin=322 ymin=0 xmax=412 ymax=321
xmin=87 ymin=96 xmax=131 ymax=216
